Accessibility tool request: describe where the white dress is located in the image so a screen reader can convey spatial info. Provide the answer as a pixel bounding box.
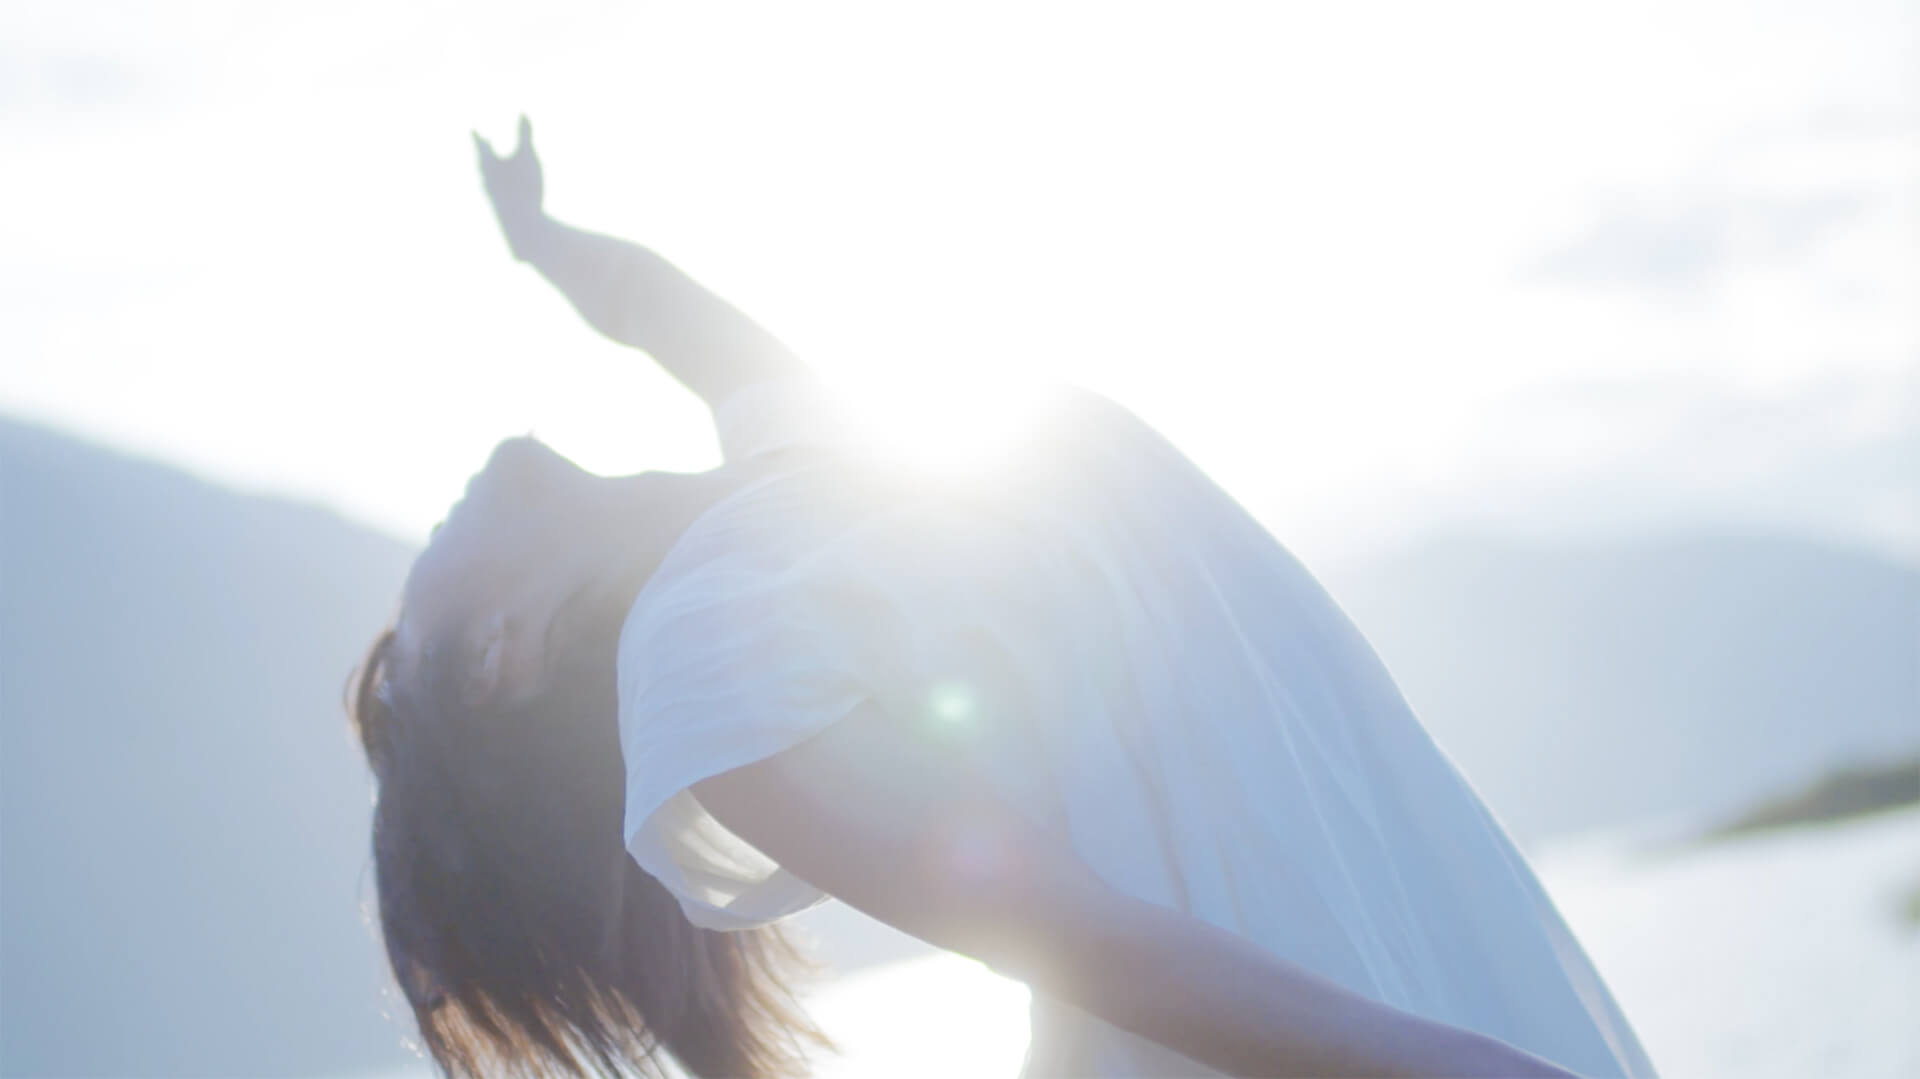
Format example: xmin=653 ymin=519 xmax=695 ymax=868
xmin=617 ymin=379 xmax=1656 ymax=1077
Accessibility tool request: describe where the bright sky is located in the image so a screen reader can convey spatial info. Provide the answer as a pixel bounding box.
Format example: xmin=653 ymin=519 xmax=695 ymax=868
xmin=3 ymin=0 xmax=1914 ymax=567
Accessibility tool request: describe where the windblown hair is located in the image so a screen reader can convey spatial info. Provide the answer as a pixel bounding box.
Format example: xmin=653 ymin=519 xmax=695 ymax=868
xmin=348 ymin=609 xmax=828 ymax=1078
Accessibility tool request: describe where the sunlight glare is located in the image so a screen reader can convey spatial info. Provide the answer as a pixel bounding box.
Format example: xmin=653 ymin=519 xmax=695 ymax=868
xmin=828 ymin=373 xmax=1049 ymax=480
xmin=808 ymin=953 xmax=1031 ymax=1079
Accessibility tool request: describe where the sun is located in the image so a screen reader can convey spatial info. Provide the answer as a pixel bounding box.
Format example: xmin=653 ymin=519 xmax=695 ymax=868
xmin=824 ymin=372 xmax=1052 ymax=480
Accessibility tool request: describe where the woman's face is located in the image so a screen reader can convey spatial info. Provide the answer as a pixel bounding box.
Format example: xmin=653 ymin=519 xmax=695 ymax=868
xmin=392 ymin=436 xmax=616 ymax=705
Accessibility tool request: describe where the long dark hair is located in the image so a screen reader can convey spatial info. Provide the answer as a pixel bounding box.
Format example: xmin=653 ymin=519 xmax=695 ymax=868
xmin=347 ymin=606 xmax=828 ymax=1078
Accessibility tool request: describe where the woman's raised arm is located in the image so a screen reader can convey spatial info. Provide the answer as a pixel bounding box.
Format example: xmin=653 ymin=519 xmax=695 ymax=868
xmin=475 ymin=117 xmax=810 ymax=414
xmin=693 ymin=701 xmax=1579 ymax=1079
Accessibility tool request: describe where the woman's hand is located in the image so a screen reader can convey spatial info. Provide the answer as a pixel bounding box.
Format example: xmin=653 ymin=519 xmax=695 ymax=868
xmin=473 ymin=115 xmax=548 ymax=260
xmin=469 ymin=112 xmax=809 ymax=414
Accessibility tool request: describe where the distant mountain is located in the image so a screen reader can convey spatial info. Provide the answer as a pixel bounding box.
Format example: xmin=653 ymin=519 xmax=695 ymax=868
xmin=5 ymin=418 xmax=1916 ymax=1074
xmin=1321 ymin=532 xmax=1920 ymax=844
xmin=1 ymin=418 xmax=417 ymax=1076
xmin=1704 ymin=755 xmax=1920 ymax=839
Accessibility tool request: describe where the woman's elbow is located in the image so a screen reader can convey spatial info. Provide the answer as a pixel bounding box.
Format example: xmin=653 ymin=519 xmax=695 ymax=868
xmin=911 ymin=838 xmax=1123 ymax=992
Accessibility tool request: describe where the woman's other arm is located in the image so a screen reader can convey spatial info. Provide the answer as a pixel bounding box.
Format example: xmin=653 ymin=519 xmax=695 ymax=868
xmin=474 ymin=117 xmax=809 ymax=411
xmin=695 ymin=701 xmax=1577 ymax=1079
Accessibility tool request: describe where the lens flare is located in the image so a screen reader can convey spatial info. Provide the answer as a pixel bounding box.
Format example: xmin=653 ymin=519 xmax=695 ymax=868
xmin=927 ymin=680 xmax=975 ymax=726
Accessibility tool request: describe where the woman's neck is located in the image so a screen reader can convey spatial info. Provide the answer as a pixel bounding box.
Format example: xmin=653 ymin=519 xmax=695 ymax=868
xmin=585 ymin=465 xmax=754 ymax=623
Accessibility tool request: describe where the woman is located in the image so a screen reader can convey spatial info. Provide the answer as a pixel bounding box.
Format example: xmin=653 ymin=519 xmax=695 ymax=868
xmin=348 ymin=118 xmax=1655 ymax=1078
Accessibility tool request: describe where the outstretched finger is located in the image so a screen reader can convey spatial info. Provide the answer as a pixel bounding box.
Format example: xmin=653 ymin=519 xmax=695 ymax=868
xmin=515 ymin=114 xmax=534 ymax=156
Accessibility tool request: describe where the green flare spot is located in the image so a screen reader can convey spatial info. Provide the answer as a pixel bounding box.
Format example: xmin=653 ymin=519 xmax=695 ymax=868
xmin=928 ymin=681 xmax=975 ymax=725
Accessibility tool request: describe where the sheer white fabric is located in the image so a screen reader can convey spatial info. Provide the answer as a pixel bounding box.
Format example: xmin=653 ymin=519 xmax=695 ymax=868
xmin=617 ymin=380 xmax=1656 ymax=1077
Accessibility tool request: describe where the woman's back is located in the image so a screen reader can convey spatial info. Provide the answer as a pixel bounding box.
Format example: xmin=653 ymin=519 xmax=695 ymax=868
xmin=618 ymin=384 xmax=1655 ymax=1077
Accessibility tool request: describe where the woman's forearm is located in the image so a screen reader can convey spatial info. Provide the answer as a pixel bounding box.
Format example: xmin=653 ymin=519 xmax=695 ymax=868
xmin=514 ymin=215 xmax=809 ymax=410
xmin=694 ymin=701 xmax=1573 ymax=1078
xmin=1050 ymin=891 xmax=1577 ymax=1078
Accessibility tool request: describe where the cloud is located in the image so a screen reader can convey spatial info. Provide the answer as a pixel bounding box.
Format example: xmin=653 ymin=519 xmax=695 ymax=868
xmin=1437 ymin=368 xmax=1920 ymax=564
xmin=0 ymin=46 xmax=170 ymax=116
xmin=1524 ymin=107 xmax=1916 ymax=302
xmin=1528 ymin=190 xmax=1873 ymax=296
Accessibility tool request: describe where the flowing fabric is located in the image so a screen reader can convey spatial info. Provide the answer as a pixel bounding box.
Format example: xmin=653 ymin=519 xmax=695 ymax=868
xmin=618 ymin=380 xmax=1656 ymax=1077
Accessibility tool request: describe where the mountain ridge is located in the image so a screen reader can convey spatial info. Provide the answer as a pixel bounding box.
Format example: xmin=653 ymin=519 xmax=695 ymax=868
xmin=2 ymin=415 xmax=418 ymax=1076
xmin=1321 ymin=527 xmax=1919 ymax=841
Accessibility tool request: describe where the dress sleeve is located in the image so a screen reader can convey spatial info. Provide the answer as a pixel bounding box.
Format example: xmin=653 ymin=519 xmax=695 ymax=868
xmin=616 ymin=483 xmax=1051 ymax=932
xmin=616 ymin=381 xmax=1115 ymax=930
xmin=615 ymin=515 xmax=938 ymax=931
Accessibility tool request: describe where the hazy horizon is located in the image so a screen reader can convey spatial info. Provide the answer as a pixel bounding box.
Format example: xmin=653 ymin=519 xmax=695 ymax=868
xmin=6 ymin=336 xmax=1915 ymax=1079
xmin=6 ymin=9 xmax=1915 ymax=1073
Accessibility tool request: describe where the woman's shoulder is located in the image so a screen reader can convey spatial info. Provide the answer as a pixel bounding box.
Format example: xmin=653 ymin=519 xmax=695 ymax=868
xmin=615 ymin=458 xmax=897 ymax=656
xmin=620 ymin=381 xmax=1182 ymax=658
xmin=712 ymin=377 xmax=859 ymax=461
